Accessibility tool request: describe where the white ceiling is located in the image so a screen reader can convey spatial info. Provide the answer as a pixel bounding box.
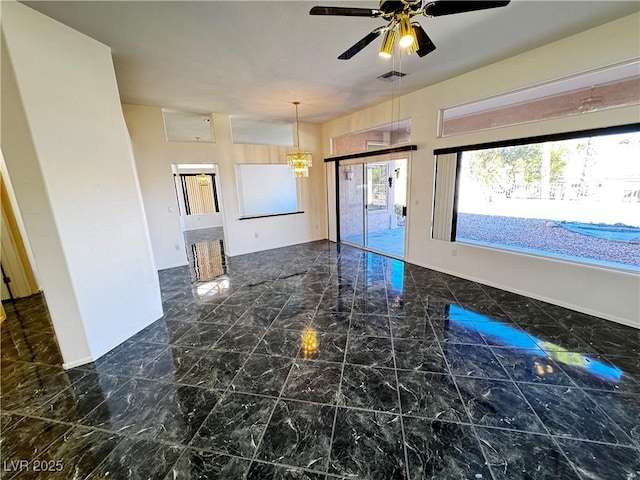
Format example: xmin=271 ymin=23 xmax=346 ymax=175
xmin=23 ymin=1 xmax=640 ymax=124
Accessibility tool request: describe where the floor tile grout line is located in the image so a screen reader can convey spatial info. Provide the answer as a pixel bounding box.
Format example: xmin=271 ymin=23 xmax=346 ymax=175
xmin=38 ymin=372 xmax=179 ymax=443
xmin=243 ymin=358 xmax=298 ymax=471
xmin=244 ymin=258 xmax=335 ymax=475
xmin=445 ymin=371 xmax=500 ymax=479
xmin=246 ymin=457 xmax=349 ymax=479
xmin=2 ymin=364 xmax=96 ymax=409
xmin=89 ymin=284 xmax=308 ymax=438
xmin=487 ymin=339 xmax=638 ymax=448
xmin=497 ymin=353 xmax=586 ymax=480
xmin=385 ymin=260 xmax=411 ymax=480
xmin=420 ymin=270 xmax=499 ymax=480
xmin=324 ymin=248 xmax=359 ymax=478
xmin=4 ymin=404 xmax=638 ymax=453
xmin=576 ymin=389 xmax=639 ymax=448
xmin=183 ymin=270 xmax=297 ymax=474
xmin=515 ymin=384 xmax=588 ymax=479
xmin=43 ymin=427 xmax=122 ymax=480
xmin=484 ymin=342 xmax=587 ymax=392
xmin=534 ymin=377 xmax=638 ymax=448
xmin=1 ymin=413 xmax=79 ymax=473
xmin=61 ymin=320 xmax=243 ymax=480
xmin=434 ymin=278 xmax=640 ymax=469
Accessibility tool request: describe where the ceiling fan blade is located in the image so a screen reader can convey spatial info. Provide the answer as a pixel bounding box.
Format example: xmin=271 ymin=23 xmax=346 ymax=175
xmin=425 ymin=1 xmax=510 ymax=17
xmin=309 ymin=6 xmax=381 ymax=17
xmin=338 ymin=28 xmax=384 ymax=60
xmin=413 ymin=24 xmax=436 ymax=57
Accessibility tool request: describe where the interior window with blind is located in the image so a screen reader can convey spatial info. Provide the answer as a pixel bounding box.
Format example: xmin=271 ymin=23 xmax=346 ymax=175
xmin=179 ymin=174 xmax=219 ymax=215
xmin=432 ymin=126 xmax=640 ymax=271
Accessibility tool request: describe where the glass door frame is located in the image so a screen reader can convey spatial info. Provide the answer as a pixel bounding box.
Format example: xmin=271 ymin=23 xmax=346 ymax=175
xmin=332 ymin=145 xmax=415 ymax=259
xmin=338 ymin=161 xmax=366 ymax=249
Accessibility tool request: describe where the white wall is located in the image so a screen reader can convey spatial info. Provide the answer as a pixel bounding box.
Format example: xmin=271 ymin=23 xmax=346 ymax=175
xmin=322 ymin=13 xmax=640 ymax=327
xmin=1 ymin=2 xmax=163 ymax=366
xmin=123 ymin=105 xmax=327 ymax=268
xmin=183 ymin=214 xmax=222 ymax=231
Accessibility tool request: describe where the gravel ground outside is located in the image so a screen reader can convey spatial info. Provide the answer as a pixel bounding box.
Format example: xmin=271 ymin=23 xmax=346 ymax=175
xmin=456 ymin=213 xmax=640 ymax=269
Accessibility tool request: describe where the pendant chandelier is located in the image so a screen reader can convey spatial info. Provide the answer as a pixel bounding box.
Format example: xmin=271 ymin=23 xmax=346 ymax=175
xmin=286 ymin=101 xmax=312 ymax=178
xmin=197 ymin=173 xmax=210 ymax=186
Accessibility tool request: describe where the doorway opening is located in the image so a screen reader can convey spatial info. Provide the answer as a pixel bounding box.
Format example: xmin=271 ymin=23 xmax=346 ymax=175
xmin=172 ymin=164 xmax=228 ymax=286
xmin=338 ymin=157 xmax=408 ymax=259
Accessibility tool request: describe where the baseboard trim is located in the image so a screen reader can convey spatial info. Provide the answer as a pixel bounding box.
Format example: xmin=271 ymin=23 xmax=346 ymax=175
xmin=157 ymin=261 xmax=189 ymax=271
xmin=410 ymin=262 xmax=639 ymax=329
xmin=62 ymin=356 xmax=94 ymax=370
xmin=228 ymin=237 xmax=328 ymax=257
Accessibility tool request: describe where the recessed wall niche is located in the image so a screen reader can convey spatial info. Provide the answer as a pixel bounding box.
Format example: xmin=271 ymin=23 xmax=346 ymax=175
xmin=162 ymin=109 xmax=215 ymax=143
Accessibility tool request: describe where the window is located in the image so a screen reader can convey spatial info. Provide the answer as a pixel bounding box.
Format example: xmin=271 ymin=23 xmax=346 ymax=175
xmin=179 ymin=174 xmax=219 ymax=214
xmin=439 ymin=60 xmax=640 ymax=137
xmin=434 ymin=126 xmax=640 ymax=271
xmin=332 ymin=119 xmax=411 ymax=156
xmin=367 ymin=164 xmax=388 ymax=211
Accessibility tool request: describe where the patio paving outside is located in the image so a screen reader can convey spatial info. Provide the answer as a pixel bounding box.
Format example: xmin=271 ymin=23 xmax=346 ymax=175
xmin=343 ymin=227 xmax=405 ymax=258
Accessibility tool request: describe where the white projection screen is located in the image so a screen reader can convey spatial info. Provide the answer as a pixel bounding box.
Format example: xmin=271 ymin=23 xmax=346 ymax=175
xmin=235 ymin=164 xmax=299 ymax=217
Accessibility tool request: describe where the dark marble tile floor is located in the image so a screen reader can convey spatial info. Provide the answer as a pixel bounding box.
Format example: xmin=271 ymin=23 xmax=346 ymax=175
xmin=2 ymin=234 xmax=639 ymax=479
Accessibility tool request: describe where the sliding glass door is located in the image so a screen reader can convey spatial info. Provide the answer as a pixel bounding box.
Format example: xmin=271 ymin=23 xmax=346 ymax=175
xmin=338 ymin=163 xmax=365 ymax=247
xmin=338 ymin=158 xmax=407 ymax=258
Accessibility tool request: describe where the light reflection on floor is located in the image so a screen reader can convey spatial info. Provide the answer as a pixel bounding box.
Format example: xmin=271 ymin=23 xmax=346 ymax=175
xmin=448 ymin=305 xmax=623 ymax=381
xmin=184 ymin=227 xmax=228 ymax=290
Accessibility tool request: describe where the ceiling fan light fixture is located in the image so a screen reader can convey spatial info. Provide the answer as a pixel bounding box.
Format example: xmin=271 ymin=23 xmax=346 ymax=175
xmin=407 ymin=24 xmax=419 ymax=55
xmin=311 ymin=0 xmax=511 ymax=60
xmin=398 ymin=15 xmax=415 ymax=48
xmin=379 ymin=28 xmax=396 ymax=58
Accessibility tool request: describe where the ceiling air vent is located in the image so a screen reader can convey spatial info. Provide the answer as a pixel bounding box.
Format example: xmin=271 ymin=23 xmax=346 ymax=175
xmin=377 ymin=70 xmax=406 ymax=82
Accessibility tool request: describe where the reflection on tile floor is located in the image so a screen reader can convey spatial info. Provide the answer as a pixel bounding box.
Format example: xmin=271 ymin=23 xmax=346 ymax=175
xmin=2 ymin=239 xmax=640 ymax=479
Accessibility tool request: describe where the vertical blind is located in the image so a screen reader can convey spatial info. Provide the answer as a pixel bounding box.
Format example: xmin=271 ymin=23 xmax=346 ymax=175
xmin=431 ymin=152 xmax=459 ymax=241
xmin=180 ymin=174 xmax=218 ymax=215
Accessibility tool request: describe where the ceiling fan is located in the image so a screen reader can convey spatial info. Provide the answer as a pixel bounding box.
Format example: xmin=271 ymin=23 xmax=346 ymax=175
xmin=310 ymin=0 xmax=510 ymax=60
xmin=542 ymin=86 xmax=605 ymax=118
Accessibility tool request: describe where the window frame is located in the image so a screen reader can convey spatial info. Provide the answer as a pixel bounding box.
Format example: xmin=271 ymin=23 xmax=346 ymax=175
xmin=434 ymin=122 xmax=640 ymax=271
xmin=366 ymin=163 xmax=389 ymax=212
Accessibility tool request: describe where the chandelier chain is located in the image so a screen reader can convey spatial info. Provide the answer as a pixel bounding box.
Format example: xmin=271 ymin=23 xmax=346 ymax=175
xmin=294 ymin=101 xmax=301 ymax=148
